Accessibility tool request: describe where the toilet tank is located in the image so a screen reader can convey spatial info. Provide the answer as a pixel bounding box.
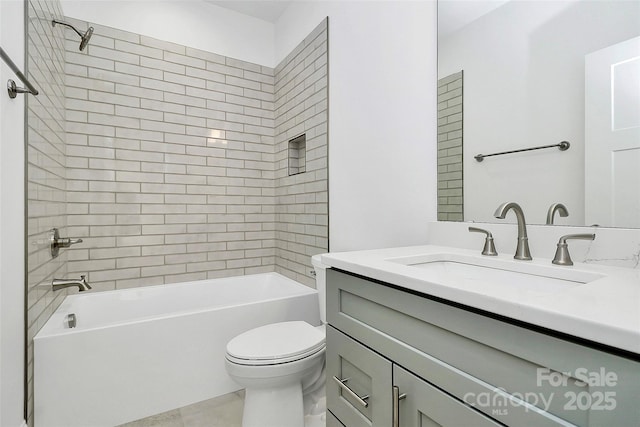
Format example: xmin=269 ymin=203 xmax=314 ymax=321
xmin=311 ymin=254 xmax=329 ymax=323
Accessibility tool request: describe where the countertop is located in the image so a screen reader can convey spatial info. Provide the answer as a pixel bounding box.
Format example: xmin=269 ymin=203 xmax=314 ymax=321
xmin=322 ymin=245 xmax=640 ymax=355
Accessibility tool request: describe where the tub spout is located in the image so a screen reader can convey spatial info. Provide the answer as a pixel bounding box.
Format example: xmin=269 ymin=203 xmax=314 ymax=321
xmin=52 ymin=275 xmax=91 ymax=292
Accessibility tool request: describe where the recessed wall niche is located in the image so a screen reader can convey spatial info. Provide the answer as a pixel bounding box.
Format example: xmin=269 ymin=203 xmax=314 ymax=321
xmin=288 ymin=134 xmax=306 ymax=176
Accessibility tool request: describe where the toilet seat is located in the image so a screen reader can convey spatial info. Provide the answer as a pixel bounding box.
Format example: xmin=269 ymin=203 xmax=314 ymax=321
xmin=226 ymin=321 xmax=326 ymax=366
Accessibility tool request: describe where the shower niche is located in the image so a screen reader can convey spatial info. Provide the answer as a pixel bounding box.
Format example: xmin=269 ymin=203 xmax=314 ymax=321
xmin=288 ymin=134 xmax=306 ymax=176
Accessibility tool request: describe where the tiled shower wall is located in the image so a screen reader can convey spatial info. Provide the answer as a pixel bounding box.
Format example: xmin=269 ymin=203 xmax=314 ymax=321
xmin=25 ymin=11 xmax=328 ymax=425
xmin=62 ymin=18 xmax=328 ymax=289
xmin=274 ymin=20 xmax=328 ymax=286
xmin=63 ymin=17 xmax=279 ymax=289
xmin=26 ymin=0 xmax=68 ymax=421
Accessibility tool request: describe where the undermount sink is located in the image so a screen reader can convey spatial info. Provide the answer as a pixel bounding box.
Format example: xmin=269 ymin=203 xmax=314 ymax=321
xmin=386 ymin=253 xmax=605 ymax=294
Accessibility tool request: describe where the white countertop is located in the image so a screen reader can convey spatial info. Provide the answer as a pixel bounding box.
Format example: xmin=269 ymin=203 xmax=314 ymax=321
xmin=322 ymin=245 xmax=640 ymax=355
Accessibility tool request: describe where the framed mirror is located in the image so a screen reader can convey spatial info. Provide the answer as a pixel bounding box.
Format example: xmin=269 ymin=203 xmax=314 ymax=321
xmin=437 ymin=0 xmax=640 ymax=228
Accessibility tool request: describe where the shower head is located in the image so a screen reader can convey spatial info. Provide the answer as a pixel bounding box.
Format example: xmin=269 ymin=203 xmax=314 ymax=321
xmin=79 ymin=26 xmax=94 ymax=51
xmin=52 ymin=19 xmax=94 ymax=51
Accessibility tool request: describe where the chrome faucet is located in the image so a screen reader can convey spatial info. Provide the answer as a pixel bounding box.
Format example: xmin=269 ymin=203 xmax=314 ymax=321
xmin=52 ymin=275 xmax=91 ymax=292
xmin=546 ymin=203 xmax=569 ymax=225
xmin=494 ymin=202 xmax=532 ymax=260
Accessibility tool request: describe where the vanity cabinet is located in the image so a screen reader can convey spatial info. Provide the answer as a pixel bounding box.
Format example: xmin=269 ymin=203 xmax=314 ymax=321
xmin=326 ymin=269 xmax=640 ymax=427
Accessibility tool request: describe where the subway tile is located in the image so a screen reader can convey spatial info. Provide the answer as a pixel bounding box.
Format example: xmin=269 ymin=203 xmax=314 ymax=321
xmin=141 ymin=244 xmax=187 ymax=256
xmin=140 ymin=35 xmax=185 ymax=54
xmin=115 ymin=105 xmax=163 ymax=121
xmin=116 ymin=171 xmax=164 ymax=183
xmin=141 ymin=77 xmax=185 ymax=95
xmin=116 ymin=149 xmax=164 ymax=162
xmin=186 ymin=66 xmax=225 ymax=83
xmin=164 ymin=91 xmax=207 ymax=108
xmin=115 ymin=39 xmax=163 ymax=59
xmin=187 ymin=46 xmax=225 ymax=64
xmin=116 ymin=193 xmax=164 ymax=204
xmin=115 ymin=62 xmax=164 ymax=80
xmin=140 ymin=98 xmax=186 ymax=115
xmin=117 ymin=235 xmax=165 ymax=247
xmin=139 ymin=56 xmax=185 ymax=75
xmin=140 ymin=119 xmax=185 ymax=134
xmin=66 ymin=75 xmax=115 ymax=93
xmin=164 ymin=113 xmax=206 ymax=127
xmin=140 ymin=183 xmax=186 ymax=194
xmin=115 ymin=83 xmax=163 ymax=101
xmin=164 ymin=50 xmax=205 ymax=69
xmin=164 ymin=72 xmax=206 ymax=89
xmin=141 ymin=162 xmax=185 ymax=174
xmin=141 ymin=264 xmax=186 ymax=277
xmin=89 ymin=89 xmax=140 ymax=107
xmin=115 ymin=127 xmax=163 ymax=142
xmin=117 ymin=255 xmax=164 ymax=268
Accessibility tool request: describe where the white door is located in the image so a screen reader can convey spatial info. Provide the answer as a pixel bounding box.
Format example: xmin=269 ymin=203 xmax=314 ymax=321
xmin=585 ymin=36 xmax=640 ymax=228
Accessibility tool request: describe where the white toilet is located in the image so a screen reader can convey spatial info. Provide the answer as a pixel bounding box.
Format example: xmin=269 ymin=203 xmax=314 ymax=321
xmin=225 ymin=255 xmax=328 ymax=427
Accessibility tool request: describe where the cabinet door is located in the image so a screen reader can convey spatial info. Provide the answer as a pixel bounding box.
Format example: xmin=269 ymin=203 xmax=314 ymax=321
xmin=327 ymin=410 xmax=346 ymax=427
xmin=327 ymin=326 xmax=392 ymax=427
xmin=394 ymin=365 xmax=502 ymax=427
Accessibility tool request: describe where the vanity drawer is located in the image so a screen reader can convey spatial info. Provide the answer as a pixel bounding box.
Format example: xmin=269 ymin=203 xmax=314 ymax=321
xmin=326 ymin=326 xmax=392 ymax=427
xmin=327 ymin=268 xmax=640 ymax=427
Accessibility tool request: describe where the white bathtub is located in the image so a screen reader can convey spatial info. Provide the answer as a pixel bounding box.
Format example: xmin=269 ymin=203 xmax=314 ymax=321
xmin=34 ymin=273 xmax=321 ymax=427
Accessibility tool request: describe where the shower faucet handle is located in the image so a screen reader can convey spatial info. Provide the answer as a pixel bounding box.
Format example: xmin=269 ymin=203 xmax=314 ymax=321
xmin=468 ymin=227 xmax=498 ymax=256
xmin=50 ymin=228 xmax=84 ymax=258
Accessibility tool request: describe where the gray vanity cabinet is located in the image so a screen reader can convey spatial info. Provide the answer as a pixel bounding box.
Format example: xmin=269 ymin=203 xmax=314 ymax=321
xmin=326 ymin=268 xmax=640 ymax=427
xmin=327 ymin=326 xmax=501 ymax=427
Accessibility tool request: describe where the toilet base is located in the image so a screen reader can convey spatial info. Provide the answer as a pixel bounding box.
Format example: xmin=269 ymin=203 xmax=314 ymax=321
xmin=242 ymin=383 xmax=304 ymax=427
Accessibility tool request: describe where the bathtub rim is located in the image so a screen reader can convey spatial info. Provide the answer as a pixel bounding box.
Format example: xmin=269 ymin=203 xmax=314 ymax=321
xmin=35 ymin=272 xmax=318 ymax=338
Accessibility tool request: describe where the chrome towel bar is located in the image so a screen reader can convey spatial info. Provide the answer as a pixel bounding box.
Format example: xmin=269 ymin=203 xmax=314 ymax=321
xmin=1 ymin=46 xmax=39 ymax=98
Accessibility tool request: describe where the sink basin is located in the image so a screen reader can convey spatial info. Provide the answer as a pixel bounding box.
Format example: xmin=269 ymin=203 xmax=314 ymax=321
xmin=386 ymin=253 xmax=605 ymax=294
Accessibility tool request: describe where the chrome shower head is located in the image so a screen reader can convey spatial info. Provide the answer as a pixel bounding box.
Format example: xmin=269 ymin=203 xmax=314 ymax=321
xmin=79 ymin=26 xmax=94 ymax=51
xmin=52 ymin=19 xmax=94 ymax=51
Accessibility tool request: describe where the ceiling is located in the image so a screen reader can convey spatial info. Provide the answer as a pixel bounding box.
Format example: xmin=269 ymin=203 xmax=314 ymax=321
xmin=438 ymin=0 xmax=510 ymax=38
xmin=206 ymin=0 xmax=510 ymax=38
xmin=206 ymin=1 xmax=292 ymax=23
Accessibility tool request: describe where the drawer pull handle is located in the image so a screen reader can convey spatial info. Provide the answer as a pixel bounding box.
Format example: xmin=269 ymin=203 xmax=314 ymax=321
xmin=392 ymin=386 xmax=407 ymax=427
xmin=333 ymin=376 xmax=370 ymax=408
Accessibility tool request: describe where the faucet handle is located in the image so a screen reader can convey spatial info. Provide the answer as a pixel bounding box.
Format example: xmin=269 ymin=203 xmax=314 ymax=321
xmin=552 ymin=234 xmax=595 ymax=266
xmin=50 ymin=228 xmax=84 ymax=258
xmin=468 ymin=227 xmax=498 ymax=256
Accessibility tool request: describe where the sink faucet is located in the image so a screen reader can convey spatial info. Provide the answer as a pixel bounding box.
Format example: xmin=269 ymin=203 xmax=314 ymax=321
xmin=52 ymin=275 xmax=91 ymax=292
xmin=494 ymin=202 xmax=532 ymax=260
xmin=546 ymin=203 xmax=569 ymax=225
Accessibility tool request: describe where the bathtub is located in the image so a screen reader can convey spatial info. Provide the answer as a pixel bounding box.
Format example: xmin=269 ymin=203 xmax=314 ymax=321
xmin=34 ymin=273 xmax=321 ymax=427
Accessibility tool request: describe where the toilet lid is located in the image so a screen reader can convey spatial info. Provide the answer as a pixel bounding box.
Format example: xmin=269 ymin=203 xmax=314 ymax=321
xmin=226 ymin=321 xmax=325 ymax=365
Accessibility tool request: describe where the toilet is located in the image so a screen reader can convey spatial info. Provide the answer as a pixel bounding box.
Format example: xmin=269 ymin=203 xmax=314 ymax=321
xmin=225 ymin=255 xmax=328 ymax=427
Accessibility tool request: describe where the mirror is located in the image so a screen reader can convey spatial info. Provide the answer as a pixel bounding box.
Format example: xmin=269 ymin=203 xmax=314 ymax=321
xmin=437 ymin=0 xmax=640 ymax=227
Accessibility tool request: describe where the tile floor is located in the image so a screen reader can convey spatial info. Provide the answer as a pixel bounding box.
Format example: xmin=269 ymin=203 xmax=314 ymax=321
xmin=118 ymin=391 xmax=327 ymax=427
xmin=118 ymin=391 xmax=244 ymax=427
